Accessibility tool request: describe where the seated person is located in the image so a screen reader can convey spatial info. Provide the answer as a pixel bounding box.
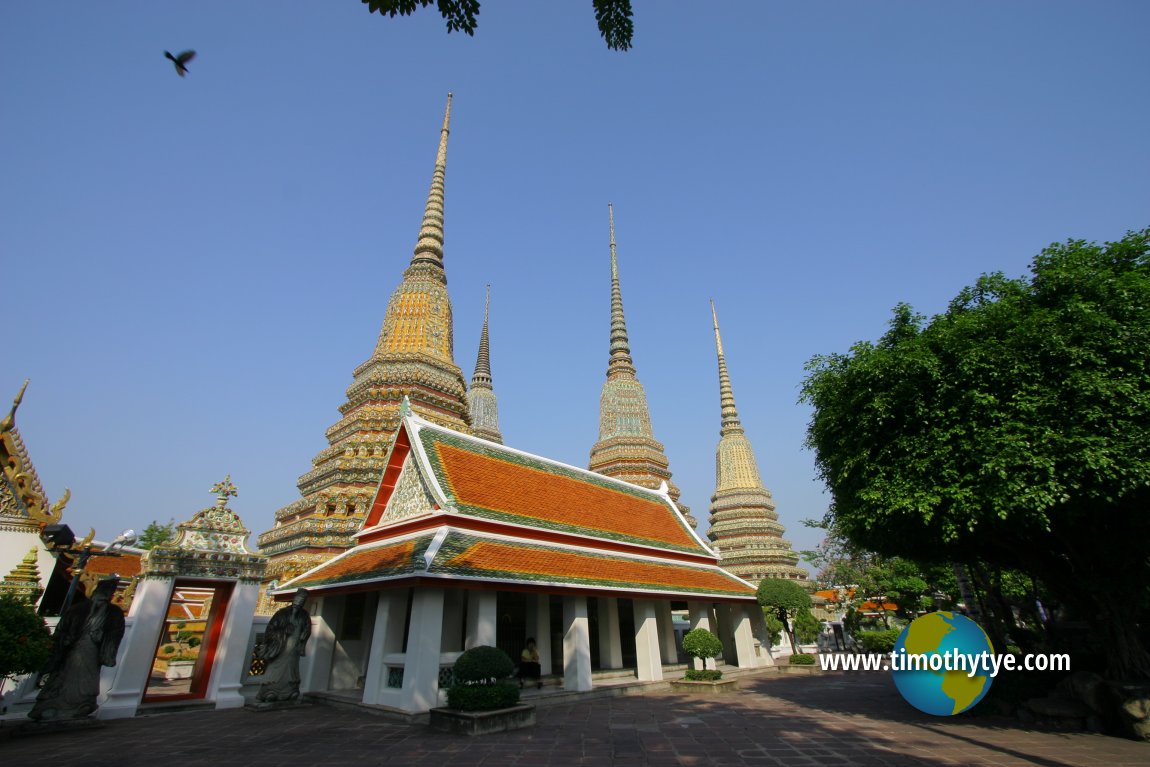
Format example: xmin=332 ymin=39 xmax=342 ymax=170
xmin=519 ymin=637 xmax=542 ymax=689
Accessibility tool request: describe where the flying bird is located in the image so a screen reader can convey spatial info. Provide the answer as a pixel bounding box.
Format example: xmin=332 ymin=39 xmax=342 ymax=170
xmin=164 ymin=49 xmax=196 ymax=77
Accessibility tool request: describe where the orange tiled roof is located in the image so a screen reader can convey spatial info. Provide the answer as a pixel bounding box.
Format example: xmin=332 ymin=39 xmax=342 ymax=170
xmin=418 ymin=427 xmax=703 ymax=554
xmin=281 ymin=529 xmax=754 ymax=599
xmin=83 ymin=550 xmax=143 ymax=577
xmin=282 ymin=537 xmax=428 ymax=590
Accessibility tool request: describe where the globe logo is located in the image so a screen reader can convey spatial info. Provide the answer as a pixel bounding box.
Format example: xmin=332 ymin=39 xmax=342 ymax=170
xmin=891 ymin=611 xmax=995 ymax=716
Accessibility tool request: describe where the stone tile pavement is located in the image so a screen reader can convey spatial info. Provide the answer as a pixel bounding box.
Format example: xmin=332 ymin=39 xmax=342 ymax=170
xmin=2 ymin=672 xmax=1146 ymax=767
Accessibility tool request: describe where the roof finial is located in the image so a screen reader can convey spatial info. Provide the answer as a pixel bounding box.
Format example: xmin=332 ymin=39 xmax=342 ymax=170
xmin=411 ymin=93 xmax=453 ymax=268
xmin=607 ymin=203 xmax=636 ymax=379
xmin=471 ymin=285 xmax=493 ymax=389
xmin=1 ymin=379 xmax=29 ymax=434
xmin=711 ymin=300 xmax=743 ymax=434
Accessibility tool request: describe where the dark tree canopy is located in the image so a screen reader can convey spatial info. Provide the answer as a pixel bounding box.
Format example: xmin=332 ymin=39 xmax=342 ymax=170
xmin=362 ymin=0 xmax=635 ymax=50
xmin=756 ymin=578 xmax=812 ymax=615
xmin=802 ymin=228 xmax=1150 ymax=678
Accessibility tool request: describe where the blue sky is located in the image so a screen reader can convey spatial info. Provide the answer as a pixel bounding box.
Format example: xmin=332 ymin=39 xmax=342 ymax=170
xmin=3 ymin=2 xmax=1148 ymax=570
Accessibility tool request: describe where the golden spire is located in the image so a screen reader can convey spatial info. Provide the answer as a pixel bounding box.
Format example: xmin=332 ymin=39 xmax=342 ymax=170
xmin=607 ymin=203 xmax=636 ymax=380
xmin=0 ymin=378 xmax=29 ymax=434
xmin=711 ymin=300 xmax=743 ymax=435
xmin=410 ymin=92 xmax=452 ymax=269
xmin=471 ymin=285 xmax=493 ymax=390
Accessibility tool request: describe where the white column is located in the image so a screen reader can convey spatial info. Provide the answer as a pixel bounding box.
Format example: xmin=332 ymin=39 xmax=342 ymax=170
xmin=363 ymin=589 xmax=409 ymax=704
xmin=688 ymin=601 xmax=714 ymax=669
xmin=562 ymin=595 xmax=592 ymax=691
xmin=533 ymin=593 xmax=551 ymax=676
xmin=597 ymin=597 xmax=622 ymax=669
xmin=465 ymin=590 xmax=497 ymax=649
xmin=399 ymin=587 xmax=445 ymax=713
xmin=633 ymin=599 xmax=662 ymax=682
xmin=207 ymin=580 xmax=261 ymax=709
xmin=656 ymin=601 xmax=678 ymax=663
xmin=98 ymin=576 xmax=175 ymax=719
xmin=299 ymin=595 xmax=339 ymax=693
xmin=732 ymin=604 xmax=762 ymax=668
xmin=713 ymin=602 xmax=737 ymax=665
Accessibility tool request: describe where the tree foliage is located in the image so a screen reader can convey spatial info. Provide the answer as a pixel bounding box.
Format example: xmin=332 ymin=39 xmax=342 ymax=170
xmin=0 ymin=594 xmax=53 ymax=681
xmin=793 ymin=609 xmax=821 ymax=645
xmin=802 ymin=228 xmax=1150 ymax=679
xmin=682 ymin=628 xmax=723 ymax=670
xmin=756 ymin=578 xmax=812 ymax=655
xmin=362 ymin=0 xmax=635 ymax=50
xmin=138 ymin=519 xmax=176 ymax=550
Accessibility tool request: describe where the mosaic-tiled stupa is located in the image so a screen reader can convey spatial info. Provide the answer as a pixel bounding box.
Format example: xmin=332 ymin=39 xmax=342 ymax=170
xmin=706 ymin=301 xmax=807 ymax=585
xmin=588 ymin=204 xmax=696 ymax=528
xmin=466 ymin=286 xmax=502 ymax=444
xmin=257 ymin=95 xmax=472 ymax=588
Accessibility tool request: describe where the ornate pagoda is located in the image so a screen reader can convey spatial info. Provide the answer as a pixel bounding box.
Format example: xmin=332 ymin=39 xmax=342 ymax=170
xmin=706 ymin=302 xmax=808 ymax=586
xmin=588 ymin=204 xmax=696 ymax=528
xmin=257 ymin=94 xmax=473 ymax=591
xmin=465 ymin=286 xmax=502 ymax=444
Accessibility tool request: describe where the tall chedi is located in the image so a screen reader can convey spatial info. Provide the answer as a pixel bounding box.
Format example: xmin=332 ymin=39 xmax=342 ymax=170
xmin=466 ymin=286 xmax=502 ymax=444
xmin=588 ymin=204 xmax=696 ymax=528
xmin=707 ymin=301 xmax=807 ymax=585
xmin=258 ymin=94 xmax=471 ymax=589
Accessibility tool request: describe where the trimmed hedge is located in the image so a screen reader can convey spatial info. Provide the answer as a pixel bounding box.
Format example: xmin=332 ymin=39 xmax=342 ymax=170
xmin=684 ymin=669 xmax=723 ymax=682
xmin=446 ymin=682 xmax=520 ymax=711
xmin=452 ymin=645 xmax=516 ymax=685
xmin=789 ymin=653 xmax=816 ymax=665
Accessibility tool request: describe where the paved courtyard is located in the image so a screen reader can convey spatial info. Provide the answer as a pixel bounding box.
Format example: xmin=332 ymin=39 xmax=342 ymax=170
xmin=2 ymin=672 xmax=1146 ymax=767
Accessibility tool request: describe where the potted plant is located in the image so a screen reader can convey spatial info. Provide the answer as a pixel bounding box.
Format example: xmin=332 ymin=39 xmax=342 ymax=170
xmin=430 ymin=645 xmax=535 ymax=735
xmin=673 ymin=628 xmax=740 ymax=693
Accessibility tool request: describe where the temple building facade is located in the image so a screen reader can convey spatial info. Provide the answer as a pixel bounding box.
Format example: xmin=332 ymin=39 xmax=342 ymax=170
xmin=257 ymin=94 xmax=476 ymax=592
xmin=706 ymin=302 xmax=809 ymax=586
xmin=273 ymin=403 xmax=770 ymax=713
xmin=587 ymin=205 xmax=696 ymax=528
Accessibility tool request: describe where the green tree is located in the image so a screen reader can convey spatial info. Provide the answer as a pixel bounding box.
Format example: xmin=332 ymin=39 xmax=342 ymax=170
xmin=681 ymin=628 xmax=723 ymax=672
xmin=793 ymin=608 xmax=821 ymax=646
xmin=0 ymin=594 xmax=53 ymax=683
xmin=362 ymin=0 xmax=635 ymax=50
xmin=137 ymin=519 xmax=176 ymax=550
xmin=802 ymin=228 xmax=1150 ymax=679
xmin=756 ymin=578 xmax=812 ymax=655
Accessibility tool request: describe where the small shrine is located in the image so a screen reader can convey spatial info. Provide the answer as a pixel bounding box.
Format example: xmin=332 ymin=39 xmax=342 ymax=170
xmin=99 ymin=477 xmax=267 ymax=719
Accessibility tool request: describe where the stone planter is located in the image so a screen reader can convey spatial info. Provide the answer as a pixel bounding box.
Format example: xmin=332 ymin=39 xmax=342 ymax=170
xmin=670 ymin=678 xmax=741 ymax=695
xmin=429 ymin=704 xmax=536 ymax=736
xmin=164 ymin=660 xmax=196 ymax=680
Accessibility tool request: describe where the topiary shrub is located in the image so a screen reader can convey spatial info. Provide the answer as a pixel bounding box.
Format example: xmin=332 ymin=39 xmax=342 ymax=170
xmin=446 ymin=682 xmax=521 ymax=711
xmin=789 ymin=653 xmax=816 ymax=665
xmin=859 ymin=629 xmax=900 ymax=654
xmin=684 ymin=669 xmax=723 ymax=682
xmin=451 ymin=645 xmax=516 ymax=685
xmin=0 ymin=594 xmax=52 ymax=682
xmin=445 ymin=645 xmax=520 ymax=711
xmin=681 ymin=628 xmax=723 ymax=676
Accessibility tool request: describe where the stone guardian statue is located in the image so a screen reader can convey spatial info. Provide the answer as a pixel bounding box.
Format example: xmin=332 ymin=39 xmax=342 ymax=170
xmin=255 ymin=589 xmax=311 ymax=702
xmin=29 ymin=577 xmax=126 ymax=721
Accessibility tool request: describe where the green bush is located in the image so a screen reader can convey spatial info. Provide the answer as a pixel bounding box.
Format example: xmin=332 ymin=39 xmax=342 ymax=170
xmin=859 ymin=629 xmax=901 ymax=654
xmin=0 ymin=594 xmax=52 ymax=681
xmin=789 ymin=653 xmax=816 ymax=665
xmin=681 ymin=628 xmax=723 ymax=669
xmin=684 ymin=669 xmax=723 ymax=681
xmin=451 ymin=645 xmax=516 ymax=685
xmin=446 ymin=682 xmax=520 ymax=711
xmin=187 ymin=636 xmax=202 ymax=648
xmin=764 ymin=611 xmax=784 ymax=646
